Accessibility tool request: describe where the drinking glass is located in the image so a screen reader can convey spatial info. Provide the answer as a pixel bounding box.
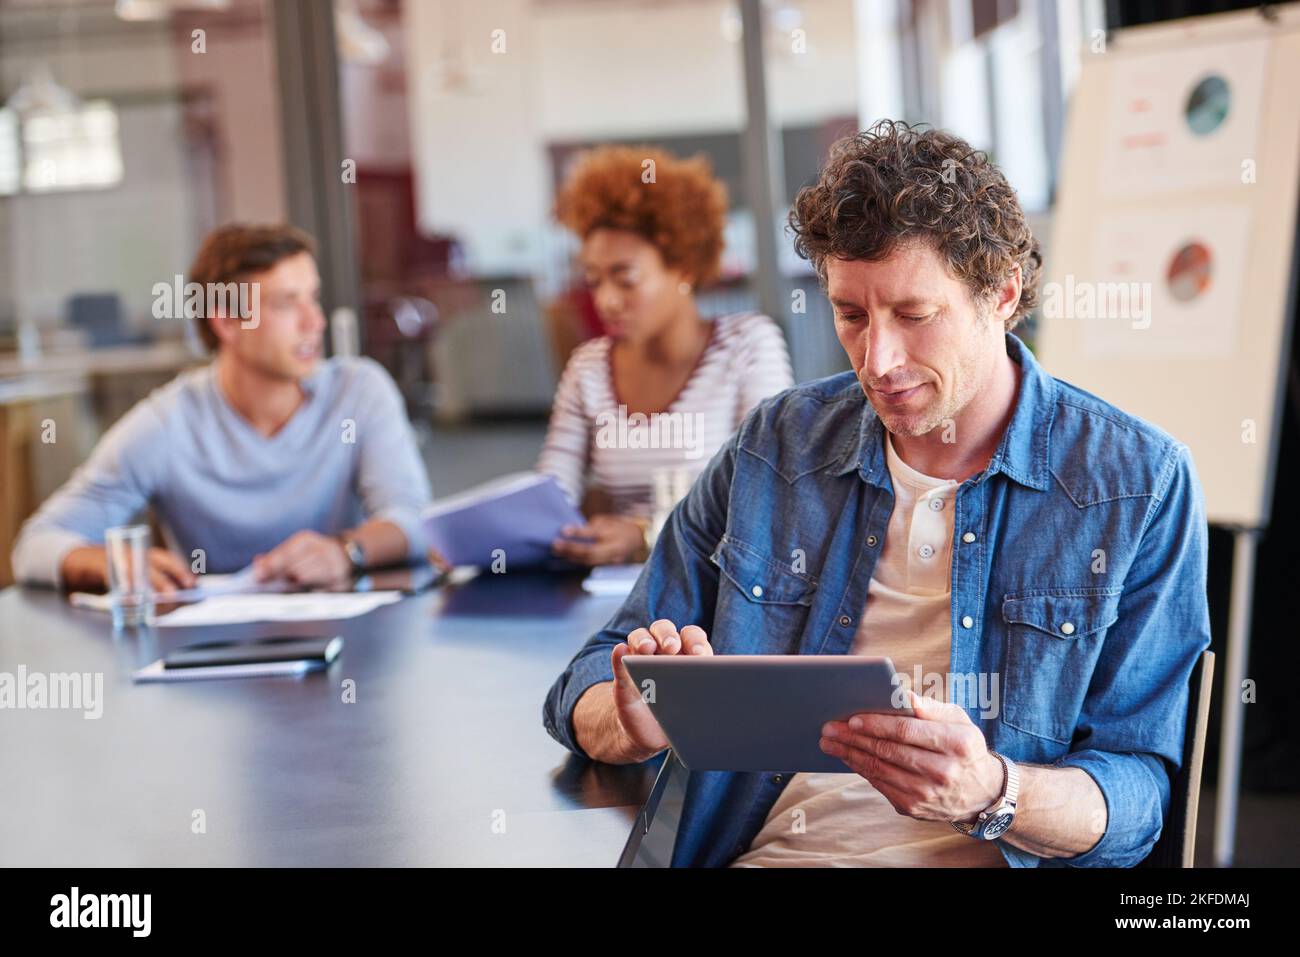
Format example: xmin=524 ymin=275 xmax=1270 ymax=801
xmin=105 ymin=524 xmax=153 ymax=629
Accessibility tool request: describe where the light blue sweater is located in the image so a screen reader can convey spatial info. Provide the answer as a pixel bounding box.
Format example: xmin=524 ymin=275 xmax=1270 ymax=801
xmin=12 ymin=356 xmax=432 ymax=586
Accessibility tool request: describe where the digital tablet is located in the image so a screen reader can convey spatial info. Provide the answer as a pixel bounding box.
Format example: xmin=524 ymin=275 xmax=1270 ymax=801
xmin=620 ymin=655 xmax=910 ymax=773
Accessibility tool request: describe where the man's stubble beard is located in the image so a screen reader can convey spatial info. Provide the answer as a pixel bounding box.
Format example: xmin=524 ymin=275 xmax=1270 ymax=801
xmin=873 ymin=328 xmax=989 ymax=440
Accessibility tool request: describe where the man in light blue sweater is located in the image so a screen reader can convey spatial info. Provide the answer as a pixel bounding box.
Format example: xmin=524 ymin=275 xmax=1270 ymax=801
xmin=12 ymin=223 xmax=433 ymax=593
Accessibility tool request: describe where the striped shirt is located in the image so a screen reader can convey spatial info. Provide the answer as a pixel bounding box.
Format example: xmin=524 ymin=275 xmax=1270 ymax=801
xmin=536 ymin=311 xmax=794 ymax=519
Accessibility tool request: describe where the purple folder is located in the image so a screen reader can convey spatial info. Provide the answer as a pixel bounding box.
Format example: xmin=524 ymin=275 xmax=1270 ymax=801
xmin=420 ymin=472 xmax=585 ymax=569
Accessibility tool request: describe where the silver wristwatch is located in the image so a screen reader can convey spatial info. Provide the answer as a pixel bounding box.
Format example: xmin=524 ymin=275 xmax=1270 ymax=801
xmin=951 ymin=751 xmax=1019 ymax=840
xmin=339 ymin=535 xmax=367 ymax=574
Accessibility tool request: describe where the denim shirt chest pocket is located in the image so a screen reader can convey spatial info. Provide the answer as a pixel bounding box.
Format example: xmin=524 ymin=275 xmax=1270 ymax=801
xmin=999 ymin=587 xmax=1122 ymax=744
xmin=710 ymin=535 xmax=818 ymax=654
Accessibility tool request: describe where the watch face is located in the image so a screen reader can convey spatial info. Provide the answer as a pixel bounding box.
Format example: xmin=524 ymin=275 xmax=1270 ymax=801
xmin=344 ymin=540 xmax=365 ymax=570
xmin=981 ymin=810 xmax=1013 ymax=839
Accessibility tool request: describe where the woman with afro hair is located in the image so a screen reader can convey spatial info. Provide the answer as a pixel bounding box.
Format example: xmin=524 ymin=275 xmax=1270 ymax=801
xmin=540 ymin=145 xmax=794 ymax=566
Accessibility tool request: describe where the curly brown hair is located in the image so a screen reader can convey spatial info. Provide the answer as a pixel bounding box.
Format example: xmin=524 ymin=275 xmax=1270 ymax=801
xmin=555 ymin=145 xmax=728 ymax=287
xmin=789 ymin=120 xmax=1041 ymax=331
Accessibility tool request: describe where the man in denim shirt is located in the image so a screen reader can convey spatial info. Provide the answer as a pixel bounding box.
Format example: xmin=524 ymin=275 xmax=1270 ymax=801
xmin=543 ymin=121 xmax=1212 ymax=867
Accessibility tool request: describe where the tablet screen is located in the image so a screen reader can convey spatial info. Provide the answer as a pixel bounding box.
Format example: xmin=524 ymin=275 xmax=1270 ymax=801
xmin=621 ymin=655 xmax=906 ymax=773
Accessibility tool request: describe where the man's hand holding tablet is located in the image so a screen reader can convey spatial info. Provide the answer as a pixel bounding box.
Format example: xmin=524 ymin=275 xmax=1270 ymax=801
xmin=575 ymin=633 xmax=1002 ymax=810
xmin=820 ymin=689 xmax=1007 ymax=828
xmin=573 ymin=621 xmax=1002 ymax=825
xmin=573 ymin=618 xmax=711 ymax=764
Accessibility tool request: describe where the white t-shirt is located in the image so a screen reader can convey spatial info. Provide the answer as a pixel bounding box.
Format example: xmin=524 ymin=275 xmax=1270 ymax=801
xmin=731 ymin=431 xmax=1009 ymax=867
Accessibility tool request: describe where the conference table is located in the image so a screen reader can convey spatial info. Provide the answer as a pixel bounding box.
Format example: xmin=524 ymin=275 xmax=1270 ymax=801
xmin=0 ymin=570 xmax=656 ymax=867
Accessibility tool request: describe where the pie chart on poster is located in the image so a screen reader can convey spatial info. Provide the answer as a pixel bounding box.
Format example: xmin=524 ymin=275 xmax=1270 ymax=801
xmin=1166 ymin=241 xmax=1213 ymax=303
xmin=1184 ymin=73 xmax=1230 ymax=136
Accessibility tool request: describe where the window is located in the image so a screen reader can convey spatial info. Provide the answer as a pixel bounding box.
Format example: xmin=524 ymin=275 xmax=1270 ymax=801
xmin=0 ymin=109 xmax=18 ymax=195
xmin=0 ymin=100 xmax=124 ymax=196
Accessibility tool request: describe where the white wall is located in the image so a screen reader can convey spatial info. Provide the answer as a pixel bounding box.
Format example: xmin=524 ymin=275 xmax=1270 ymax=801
xmin=405 ymin=0 xmax=860 ymax=276
xmin=853 ymin=0 xmax=905 ymax=128
xmin=405 ymin=0 xmax=551 ymax=277
xmin=174 ymin=25 xmax=287 ymax=223
xmin=340 ymin=17 xmax=411 ymax=170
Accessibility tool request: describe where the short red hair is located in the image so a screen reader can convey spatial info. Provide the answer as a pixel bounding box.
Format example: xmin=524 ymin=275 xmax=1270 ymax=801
xmin=555 ymin=145 xmax=729 ymax=287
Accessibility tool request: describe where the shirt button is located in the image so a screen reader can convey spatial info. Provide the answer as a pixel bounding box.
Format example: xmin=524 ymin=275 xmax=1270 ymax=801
xmin=839 ymin=615 xmax=852 ymax=626
xmin=751 ymin=585 xmax=763 ymax=598
xmin=918 ymin=544 xmax=934 ymax=558
xmin=962 ymin=532 xmax=976 ymax=543
xmin=1060 ymin=621 xmax=1075 ymax=635
xmin=866 ymin=535 xmax=878 ymax=547
xmin=772 ymin=774 xmax=784 ymax=784
xmin=929 ymin=498 xmax=944 ymax=511
xmin=962 ymin=615 xmax=973 ymax=628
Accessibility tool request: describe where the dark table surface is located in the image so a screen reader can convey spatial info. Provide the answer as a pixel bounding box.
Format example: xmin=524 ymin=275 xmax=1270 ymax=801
xmin=0 ymin=571 xmax=654 ymax=866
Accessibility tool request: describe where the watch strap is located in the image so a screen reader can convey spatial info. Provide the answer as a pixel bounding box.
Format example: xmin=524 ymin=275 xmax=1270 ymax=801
xmin=952 ymin=751 xmax=1018 ymax=838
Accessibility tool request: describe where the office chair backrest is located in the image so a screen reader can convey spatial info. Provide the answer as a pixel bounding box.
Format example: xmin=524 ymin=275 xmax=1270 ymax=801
xmin=66 ymin=293 xmax=130 ymax=347
xmin=1139 ymin=649 xmax=1215 ymax=868
xmin=618 ymin=751 xmax=686 ymax=868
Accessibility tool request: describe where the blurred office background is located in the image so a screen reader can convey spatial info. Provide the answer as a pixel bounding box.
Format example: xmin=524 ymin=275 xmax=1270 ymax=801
xmin=0 ymin=0 xmax=1094 ymax=564
xmin=0 ymin=0 xmax=1295 ymax=864
xmin=0 ymin=0 xmax=1094 ymax=487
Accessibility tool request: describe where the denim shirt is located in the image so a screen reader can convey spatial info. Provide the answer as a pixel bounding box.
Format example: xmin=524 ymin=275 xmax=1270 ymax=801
xmin=543 ymin=331 xmax=1212 ymax=868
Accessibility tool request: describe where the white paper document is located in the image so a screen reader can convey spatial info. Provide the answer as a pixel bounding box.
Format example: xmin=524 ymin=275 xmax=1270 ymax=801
xmin=153 ymin=592 xmax=402 ymax=627
xmin=168 ymin=566 xmax=270 ymax=600
xmin=69 ymin=565 xmax=287 ymax=612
